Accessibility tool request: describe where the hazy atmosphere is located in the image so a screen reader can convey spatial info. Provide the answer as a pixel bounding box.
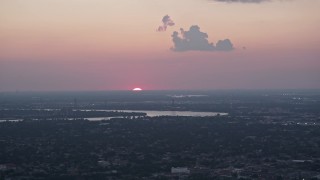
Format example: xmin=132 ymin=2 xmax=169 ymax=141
xmin=1 ymin=0 xmax=319 ymax=91
xmin=1 ymin=1 xmax=320 ymax=179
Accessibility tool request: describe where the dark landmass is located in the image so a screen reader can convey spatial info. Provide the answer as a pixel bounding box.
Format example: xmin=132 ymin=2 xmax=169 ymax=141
xmin=0 ymin=90 xmax=319 ymax=180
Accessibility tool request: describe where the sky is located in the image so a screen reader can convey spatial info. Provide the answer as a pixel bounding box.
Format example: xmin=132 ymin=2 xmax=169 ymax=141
xmin=0 ymin=0 xmax=319 ymax=91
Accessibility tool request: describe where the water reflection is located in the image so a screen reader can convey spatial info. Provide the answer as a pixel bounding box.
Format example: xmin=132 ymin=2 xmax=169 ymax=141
xmin=84 ymin=110 xmax=227 ymax=121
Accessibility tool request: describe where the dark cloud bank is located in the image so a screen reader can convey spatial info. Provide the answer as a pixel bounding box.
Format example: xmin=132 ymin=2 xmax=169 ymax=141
xmin=171 ymin=25 xmax=234 ymax=52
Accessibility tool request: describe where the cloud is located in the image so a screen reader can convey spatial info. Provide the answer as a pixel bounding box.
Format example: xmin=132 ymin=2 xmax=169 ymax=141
xmin=216 ymin=39 xmax=234 ymax=51
xmin=209 ymin=0 xmax=294 ymax=4
xmin=212 ymin=0 xmax=270 ymax=3
xmin=157 ymin=15 xmax=175 ymax=32
xmin=171 ymin=25 xmax=234 ymax=52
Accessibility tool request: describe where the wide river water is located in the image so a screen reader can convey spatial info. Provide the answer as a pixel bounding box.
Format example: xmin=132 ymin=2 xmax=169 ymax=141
xmin=85 ymin=110 xmax=228 ymax=121
xmin=0 ymin=109 xmax=228 ymax=122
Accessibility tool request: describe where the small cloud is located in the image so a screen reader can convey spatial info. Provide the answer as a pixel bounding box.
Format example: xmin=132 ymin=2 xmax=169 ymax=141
xmin=157 ymin=15 xmax=175 ymax=32
xmin=216 ymin=39 xmax=234 ymax=51
xmin=170 ymin=25 xmax=234 ymax=52
xmin=171 ymin=26 xmax=214 ymax=51
xmin=212 ymin=0 xmax=270 ymax=3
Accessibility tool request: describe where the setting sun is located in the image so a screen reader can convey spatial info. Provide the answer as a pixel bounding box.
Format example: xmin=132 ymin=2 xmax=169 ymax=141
xmin=132 ymin=88 xmax=142 ymax=91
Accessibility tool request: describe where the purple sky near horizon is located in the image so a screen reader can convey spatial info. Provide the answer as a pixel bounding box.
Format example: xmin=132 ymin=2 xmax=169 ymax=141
xmin=0 ymin=0 xmax=319 ymax=91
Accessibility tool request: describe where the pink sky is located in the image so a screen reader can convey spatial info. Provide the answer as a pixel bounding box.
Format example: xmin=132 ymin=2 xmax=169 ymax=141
xmin=0 ymin=0 xmax=319 ymax=91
